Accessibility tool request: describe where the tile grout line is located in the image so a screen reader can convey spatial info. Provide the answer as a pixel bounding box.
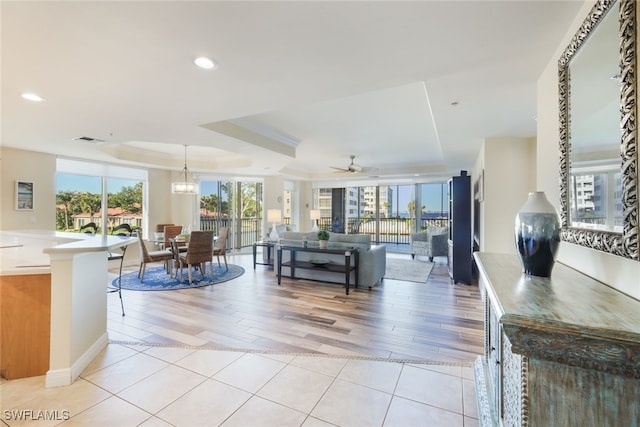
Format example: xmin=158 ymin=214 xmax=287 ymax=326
xmin=109 ymin=339 xmax=474 ymax=367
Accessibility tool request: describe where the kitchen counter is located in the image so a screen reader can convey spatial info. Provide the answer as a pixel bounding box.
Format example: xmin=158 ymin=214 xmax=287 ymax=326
xmin=0 ymin=230 xmax=137 ymax=385
xmin=0 ymin=230 xmax=136 ymax=275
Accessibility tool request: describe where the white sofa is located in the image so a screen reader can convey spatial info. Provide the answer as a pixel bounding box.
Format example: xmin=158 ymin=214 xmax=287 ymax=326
xmin=275 ymin=231 xmax=386 ymax=289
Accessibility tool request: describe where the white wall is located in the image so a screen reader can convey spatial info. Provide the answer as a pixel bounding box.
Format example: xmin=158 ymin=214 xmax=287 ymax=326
xmin=0 ymin=147 xmax=56 ymax=230
xmin=474 ymin=137 xmax=536 ymax=255
xmin=298 ymin=181 xmax=314 ymax=232
xmin=536 ymin=0 xmax=640 ymax=299
xmin=145 ymin=168 xmax=173 ymax=237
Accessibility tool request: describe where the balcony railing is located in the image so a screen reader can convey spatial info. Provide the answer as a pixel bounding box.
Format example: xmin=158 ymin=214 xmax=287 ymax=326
xmin=200 ymin=217 xmax=263 ymax=249
xmin=317 ymin=217 xmax=448 ymax=245
xmin=200 ymin=216 xmax=448 ymax=249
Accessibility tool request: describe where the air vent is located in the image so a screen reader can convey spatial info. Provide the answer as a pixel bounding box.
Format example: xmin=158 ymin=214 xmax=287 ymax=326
xmin=72 ymin=136 xmax=106 ymax=144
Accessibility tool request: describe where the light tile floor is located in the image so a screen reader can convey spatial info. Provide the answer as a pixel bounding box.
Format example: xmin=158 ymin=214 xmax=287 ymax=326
xmin=1 ymin=343 xmax=479 ymax=427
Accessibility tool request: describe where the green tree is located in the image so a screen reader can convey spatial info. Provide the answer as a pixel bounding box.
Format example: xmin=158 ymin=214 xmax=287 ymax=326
xmin=55 ymin=190 xmax=101 ymax=231
xmin=109 ymin=182 xmax=142 ymax=213
xmin=200 ymin=194 xmax=220 ymax=214
xmin=77 ymin=192 xmax=101 ymax=221
xmin=218 ymin=182 xmax=258 ymax=218
xmin=240 ymin=182 xmax=258 ymax=218
xmin=56 ymin=191 xmax=75 ymax=230
xmin=199 ymin=181 xmax=261 ymax=234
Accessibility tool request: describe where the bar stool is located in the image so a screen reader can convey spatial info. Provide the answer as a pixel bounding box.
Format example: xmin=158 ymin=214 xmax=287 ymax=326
xmin=107 ymin=223 xmax=132 ymax=316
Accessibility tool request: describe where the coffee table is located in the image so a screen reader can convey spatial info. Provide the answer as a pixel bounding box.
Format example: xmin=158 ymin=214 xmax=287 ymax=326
xmin=276 ymin=245 xmax=359 ymax=295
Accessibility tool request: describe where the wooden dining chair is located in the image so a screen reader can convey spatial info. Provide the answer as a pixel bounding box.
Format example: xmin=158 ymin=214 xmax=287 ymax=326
xmin=164 ymin=225 xmax=185 ymax=275
xmin=213 ymin=227 xmax=229 ymax=271
xmin=156 ymin=223 xmax=174 ymax=233
xmin=137 ymin=234 xmax=174 ymax=282
xmin=177 ymin=231 xmax=214 ymax=284
xmin=164 ymin=225 xmax=184 ymax=249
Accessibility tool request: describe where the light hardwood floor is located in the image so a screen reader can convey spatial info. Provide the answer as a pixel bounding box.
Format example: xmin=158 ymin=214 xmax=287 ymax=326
xmin=107 ymin=251 xmax=484 ymax=364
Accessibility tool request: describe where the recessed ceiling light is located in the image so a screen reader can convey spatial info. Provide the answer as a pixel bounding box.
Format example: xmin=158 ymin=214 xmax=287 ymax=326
xmin=194 ymin=57 xmax=217 ymax=70
xmin=21 ymin=92 xmax=44 ymax=102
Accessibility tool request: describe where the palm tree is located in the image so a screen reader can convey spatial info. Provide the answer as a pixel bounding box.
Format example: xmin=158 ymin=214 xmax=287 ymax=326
xmin=77 ymin=192 xmax=101 ymax=224
xmin=56 ymin=191 xmax=75 ymax=230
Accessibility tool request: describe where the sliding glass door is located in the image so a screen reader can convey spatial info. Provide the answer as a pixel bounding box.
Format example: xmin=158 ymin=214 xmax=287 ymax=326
xmin=200 ymin=179 xmax=263 ymax=249
xmin=312 ymin=182 xmax=448 ymax=248
xmin=417 ymin=182 xmax=449 ymax=230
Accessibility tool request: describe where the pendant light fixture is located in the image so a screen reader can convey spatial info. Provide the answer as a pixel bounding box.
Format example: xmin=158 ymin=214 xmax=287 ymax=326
xmin=171 ymin=145 xmax=199 ymax=194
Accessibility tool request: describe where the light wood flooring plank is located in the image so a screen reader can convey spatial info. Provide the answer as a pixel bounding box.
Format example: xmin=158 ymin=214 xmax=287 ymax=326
xmin=108 ymin=253 xmax=483 ymax=363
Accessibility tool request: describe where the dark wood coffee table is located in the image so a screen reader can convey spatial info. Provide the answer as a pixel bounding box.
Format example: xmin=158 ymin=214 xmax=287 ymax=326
xmin=276 ymin=245 xmax=359 ymax=295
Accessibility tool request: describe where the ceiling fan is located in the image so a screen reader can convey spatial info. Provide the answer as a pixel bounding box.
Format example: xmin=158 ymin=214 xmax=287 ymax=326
xmin=331 ymin=155 xmax=376 ymax=174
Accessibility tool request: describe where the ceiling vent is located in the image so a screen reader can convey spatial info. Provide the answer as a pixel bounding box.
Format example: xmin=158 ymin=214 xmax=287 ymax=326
xmin=72 ymin=136 xmax=106 ymax=144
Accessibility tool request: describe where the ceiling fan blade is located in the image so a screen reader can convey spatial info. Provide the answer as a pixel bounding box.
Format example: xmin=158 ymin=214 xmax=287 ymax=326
xmin=331 ymin=156 xmax=374 ymax=174
xmin=331 ymin=166 xmax=350 ymax=172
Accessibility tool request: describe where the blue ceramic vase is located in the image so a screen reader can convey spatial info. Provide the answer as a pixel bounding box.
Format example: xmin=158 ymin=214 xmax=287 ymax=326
xmin=515 ymin=192 xmax=560 ymax=277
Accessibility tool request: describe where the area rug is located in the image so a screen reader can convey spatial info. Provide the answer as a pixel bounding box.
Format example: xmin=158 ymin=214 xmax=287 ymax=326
xmin=384 ymin=258 xmax=434 ymax=283
xmin=113 ymin=264 xmax=245 ymax=291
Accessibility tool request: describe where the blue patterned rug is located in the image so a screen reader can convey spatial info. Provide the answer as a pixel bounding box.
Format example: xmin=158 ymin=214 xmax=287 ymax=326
xmin=114 ymin=264 xmax=245 ymax=291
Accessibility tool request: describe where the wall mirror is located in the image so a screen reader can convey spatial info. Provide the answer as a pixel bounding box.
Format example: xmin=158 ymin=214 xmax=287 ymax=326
xmin=559 ymin=0 xmax=638 ymax=260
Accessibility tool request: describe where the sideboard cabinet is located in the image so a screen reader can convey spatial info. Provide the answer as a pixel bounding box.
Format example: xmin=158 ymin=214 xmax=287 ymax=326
xmin=473 ymin=252 xmax=640 ymax=426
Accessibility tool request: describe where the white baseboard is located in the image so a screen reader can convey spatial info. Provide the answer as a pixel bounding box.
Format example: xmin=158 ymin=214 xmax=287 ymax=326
xmin=45 ymin=368 xmax=71 ymax=388
xmin=45 ymin=333 xmax=108 ymax=388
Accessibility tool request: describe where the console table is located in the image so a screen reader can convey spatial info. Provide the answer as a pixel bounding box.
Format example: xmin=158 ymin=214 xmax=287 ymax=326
xmin=276 ymin=245 xmax=359 ymax=295
xmin=253 ymin=241 xmax=275 ymax=269
xmin=473 ymin=252 xmax=640 ymax=426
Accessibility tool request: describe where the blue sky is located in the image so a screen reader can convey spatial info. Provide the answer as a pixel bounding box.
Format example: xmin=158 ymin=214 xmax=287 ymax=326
xmin=56 ymin=175 xmax=224 ymax=195
xmin=56 ymin=174 xmax=139 ymax=193
xmin=200 ymin=181 xmax=221 ymax=196
xmin=56 ymin=174 xmax=447 ymax=212
xmin=395 ymin=186 xmax=412 ymax=213
xmin=392 ymin=183 xmax=447 ymax=214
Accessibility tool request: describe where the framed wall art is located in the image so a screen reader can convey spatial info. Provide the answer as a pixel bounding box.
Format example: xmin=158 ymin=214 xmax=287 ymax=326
xmin=15 ymin=180 xmax=34 ymax=210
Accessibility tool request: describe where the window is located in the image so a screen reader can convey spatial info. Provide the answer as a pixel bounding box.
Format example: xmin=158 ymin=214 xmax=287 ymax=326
xmin=56 ymin=174 xmax=102 ymax=231
xmin=56 ymin=159 xmax=147 ymax=234
xmin=418 ymin=182 xmax=449 ymax=229
xmin=570 ymin=170 xmax=622 ymax=228
xmin=312 ymin=182 xmax=447 ymax=245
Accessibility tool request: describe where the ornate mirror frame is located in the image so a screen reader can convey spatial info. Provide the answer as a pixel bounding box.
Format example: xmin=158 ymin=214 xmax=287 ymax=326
xmin=559 ymin=0 xmax=638 ymax=260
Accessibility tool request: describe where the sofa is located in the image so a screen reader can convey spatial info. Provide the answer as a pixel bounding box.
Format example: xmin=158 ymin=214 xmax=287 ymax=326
xmin=275 ymin=231 xmax=386 ymax=289
xmin=410 ymin=226 xmax=448 ymax=261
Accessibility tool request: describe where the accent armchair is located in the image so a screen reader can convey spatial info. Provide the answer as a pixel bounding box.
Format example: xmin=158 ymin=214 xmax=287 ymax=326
xmin=410 ymin=226 xmax=449 ymax=261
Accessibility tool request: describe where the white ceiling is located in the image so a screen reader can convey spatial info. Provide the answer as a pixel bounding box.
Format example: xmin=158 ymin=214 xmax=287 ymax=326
xmin=1 ymin=1 xmax=584 ymax=184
